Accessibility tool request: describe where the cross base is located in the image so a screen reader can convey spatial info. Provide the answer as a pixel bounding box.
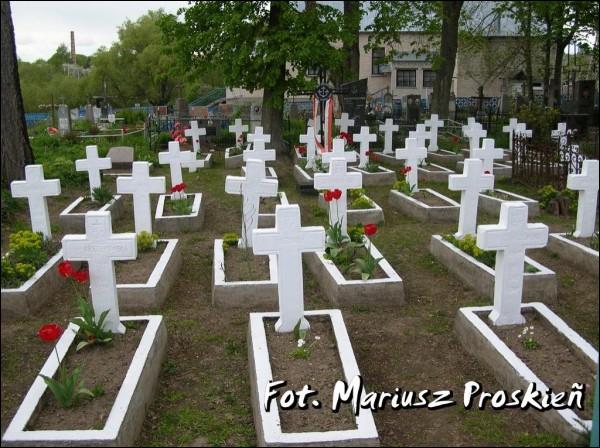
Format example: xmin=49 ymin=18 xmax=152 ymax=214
xmin=488 ymin=309 xmax=525 ymax=326
xmin=275 ymin=316 xmax=309 ymax=333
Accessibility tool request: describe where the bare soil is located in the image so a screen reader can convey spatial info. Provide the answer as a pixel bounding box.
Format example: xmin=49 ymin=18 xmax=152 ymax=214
xmin=486 ymin=310 xmax=594 ymax=420
xmin=31 ymin=321 xmax=147 ymax=430
xmin=259 ymin=197 xmax=279 ymax=214
xmin=115 ymin=242 xmax=166 ymax=284
xmin=71 ymin=196 xmax=111 ymax=213
xmin=412 ymin=190 xmax=451 ymax=207
xmin=265 ymin=316 xmax=356 ymax=432
xmin=565 ymin=234 xmax=598 ymax=250
xmin=224 ymin=246 xmax=270 ymax=282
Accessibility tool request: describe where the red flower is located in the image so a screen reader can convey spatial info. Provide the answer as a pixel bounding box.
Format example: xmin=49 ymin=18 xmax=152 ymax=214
xmin=297 ymin=146 xmax=306 ymax=155
xmin=452 ymin=135 xmax=460 ymax=144
xmin=72 ymin=269 xmax=89 ymax=283
xmin=332 ymin=189 xmax=342 ymax=200
xmin=365 ymin=150 xmax=370 ymax=156
xmin=324 ymin=190 xmax=334 ymax=202
xmin=123 ymin=126 xmax=129 ymax=134
xmin=339 ymin=132 xmax=353 ymax=144
xmin=174 ymin=122 xmax=181 ymax=129
xmin=37 ymin=323 xmax=63 ymax=342
xmin=170 ymin=182 xmax=186 ymax=193
xmin=177 ymin=136 xmax=187 ymax=144
xmin=401 ymin=166 xmax=412 ymax=176
xmin=364 ymin=224 xmax=378 ymax=236
xmin=372 ymin=153 xmax=379 ymax=162
xmin=58 ymin=260 xmax=74 ymax=278
xmin=47 ymin=127 xmax=58 ymax=135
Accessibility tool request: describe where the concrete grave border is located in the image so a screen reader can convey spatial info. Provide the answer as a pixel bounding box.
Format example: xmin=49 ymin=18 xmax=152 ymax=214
xmin=547 ymin=233 xmax=599 ymax=278
xmin=428 ymin=149 xmax=464 ymax=168
xmin=258 ymin=192 xmax=289 ymax=228
xmin=418 ymin=163 xmax=455 ymax=183
xmin=478 ymin=189 xmax=540 ymax=218
xmin=225 ymin=147 xmax=244 ymax=169
xmin=242 ymin=165 xmax=277 ymax=181
xmin=317 ymin=193 xmax=385 ymax=225
xmin=457 ymin=161 xmax=512 ymax=179
xmin=293 ymin=164 xmax=317 ymax=193
xmin=154 ymin=192 xmax=204 ymax=233
xmin=349 ymin=165 xmax=397 ymax=186
xmin=388 ymin=189 xmax=460 ymax=223
xmin=59 ymin=195 xmax=124 ymax=234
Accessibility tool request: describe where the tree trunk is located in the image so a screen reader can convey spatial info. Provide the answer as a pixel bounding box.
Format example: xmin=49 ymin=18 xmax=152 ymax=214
xmin=542 ymin=13 xmax=553 ymax=106
xmin=524 ymin=2 xmax=534 ymax=102
xmin=1 ymin=1 xmax=34 ymax=187
xmin=431 ymin=1 xmax=463 ymax=118
xmin=551 ymin=41 xmax=566 ymax=107
xmin=261 ymin=2 xmax=285 ymax=153
xmin=343 ymin=1 xmax=360 ymax=82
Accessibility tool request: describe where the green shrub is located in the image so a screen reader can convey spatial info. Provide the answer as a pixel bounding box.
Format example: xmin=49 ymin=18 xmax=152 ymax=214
xmin=516 ymin=105 xmax=560 ymax=140
xmin=157 ymin=132 xmax=171 ymax=145
xmin=34 ymin=133 xmax=61 ymax=149
xmin=348 ymin=225 xmax=365 ymax=243
xmin=223 ymin=232 xmax=240 ymax=250
xmin=1 ymin=231 xmax=50 ymax=288
xmin=1 ymin=188 xmax=23 ymax=221
xmin=44 ymin=156 xmax=87 ymax=187
xmin=350 ymin=195 xmax=374 ymax=210
xmin=349 ymin=188 xmax=366 ymax=200
xmin=91 ymin=186 xmax=114 ymax=205
xmin=537 ymin=185 xmax=559 ymax=209
xmin=171 ymin=197 xmax=193 ymax=215
xmin=444 ymin=234 xmax=496 ymax=269
xmin=116 ymin=109 xmax=147 ymax=125
xmin=137 ymin=231 xmax=159 ymax=252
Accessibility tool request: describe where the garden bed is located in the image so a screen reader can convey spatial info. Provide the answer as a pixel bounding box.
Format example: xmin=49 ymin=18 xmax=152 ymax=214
xmin=212 ymin=239 xmax=277 ymax=308
xmin=418 ymin=163 xmax=455 ymax=183
xmin=115 ymin=239 xmax=182 ymax=310
xmin=317 ymin=192 xmax=384 ymax=225
xmin=429 ymin=235 xmax=557 ymax=301
xmin=1 ymin=315 xmax=167 ymax=446
xmin=304 ymin=236 xmax=404 ymax=305
xmin=370 ymin=151 xmax=403 ymax=167
xmin=455 ymin=302 xmax=596 ymax=445
xmin=248 ymin=310 xmax=379 ymax=446
xmin=547 ymin=233 xmax=599 ymax=278
xmin=388 ymin=189 xmax=459 ymax=223
xmin=59 ymin=195 xmax=124 ymax=234
xmin=478 ymin=189 xmax=540 ymax=218
xmin=154 ymin=193 xmax=204 ymax=233
xmin=349 ymin=165 xmax=397 ymax=186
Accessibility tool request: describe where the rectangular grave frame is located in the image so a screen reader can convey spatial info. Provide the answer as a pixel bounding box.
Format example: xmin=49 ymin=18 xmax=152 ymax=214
xmin=455 ymin=302 xmax=597 ymax=445
xmin=2 ymin=315 xmax=167 ymax=447
xmin=349 ymin=165 xmax=397 ymax=186
xmin=547 ymin=233 xmax=599 ymax=278
xmin=241 ymin=165 xmax=278 ymax=181
xmin=478 ymin=189 xmax=540 ymax=218
xmin=59 ymin=195 xmax=124 ymax=234
xmin=317 ymin=192 xmax=385 ymax=225
xmin=154 ymin=192 xmax=204 ymax=233
xmin=418 ymin=163 xmax=455 ymax=183
xmin=258 ymin=192 xmax=289 ymax=228
xmin=388 ymin=188 xmax=460 ymax=223
xmin=427 ymin=149 xmax=464 ymax=169
xmin=248 ymin=309 xmax=379 ymax=447
xmin=225 ymin=147 xmax=244 ymax=169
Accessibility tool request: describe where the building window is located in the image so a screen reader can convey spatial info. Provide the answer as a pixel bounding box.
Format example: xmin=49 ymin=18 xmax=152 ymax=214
xmin=372 ymin=47 xmax=385 ymax=75
xmin=423 ymin=70 xmax=436 ymax=88
xmin=396 ymin=69 xmax=416 ymax=88
xmin=307 ymin=65 xmax=320 ymax=77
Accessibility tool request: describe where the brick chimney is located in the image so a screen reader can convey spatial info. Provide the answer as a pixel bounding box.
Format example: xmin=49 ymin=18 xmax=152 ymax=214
xmin=70 ymin=31 xmax=76 ymax=64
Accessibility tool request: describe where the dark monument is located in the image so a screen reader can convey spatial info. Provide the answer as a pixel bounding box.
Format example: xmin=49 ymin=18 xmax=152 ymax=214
xmin=340 ymin=78 xmax=368 ymax=130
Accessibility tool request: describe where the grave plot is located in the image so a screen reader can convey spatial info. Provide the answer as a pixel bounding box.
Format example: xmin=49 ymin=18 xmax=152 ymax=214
xmin=225 ymin=118 xmax=249 ymax=168
xmin=115 ymin=162 xmax=182 ymax=309
xmin=454 ymin=202 xmax=596 ymax=445
xmin=317 ymin=188 xmax=384 ymax=226
xmin=417 ymin=162 xmax=455 ymax=183
xmin=103 ymin=146 xmax=134 ymax=176
xmin=183 ymin=120 xmax=214 ymax=169
xmin=213 ymin=159 xmax=279 ymax=307
xmin=430 ymin=163 xmax=556 ymax=301
xmin=292 ymin=127 xmax=324 ymax=192
xmin=248 ymin=204 xmax=379 ymax=446
xmin=59 ymin=145 xmax=124 ymax=233
xmin=2 ymin=211 xmax=166 ymax=447
xmin=345 ymin=127 xmax=396 ymax=186
xmin=155 ymin=141 xmax=205 ymax=232
xmin=456 ymin=138 xmax=512 ymax=179
xmin=547 ymin=160 xmax=599 ymax=277
xmin=307 ymin=158 xmax=404 ymax=305
xmin=2 ymin=164 xmax=67 ymax=319
xmin=389 ymin=138 xmax=459 ymax=223
xmin=258 ymin=192 xmax=290 ymax=227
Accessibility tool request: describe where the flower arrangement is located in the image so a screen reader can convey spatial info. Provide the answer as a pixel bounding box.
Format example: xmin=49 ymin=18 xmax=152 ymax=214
xmin=170 ymin=182 xmax=187 ymax=201
xmin=392 ymin=166 xmax=416 ymax=196
xmin=170 ymin=122 xmax=188 ymax=145
xmin=517 ymin=325 xmax=538 ymax=350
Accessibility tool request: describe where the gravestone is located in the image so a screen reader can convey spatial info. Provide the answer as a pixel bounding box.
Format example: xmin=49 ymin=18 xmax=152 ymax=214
xmin=76 ymin=146 xmax=112 ymax=196
xmin=340 ymin=78 xmax=368 ymax=128
xmin=353 ymin=126 xmax=377 ymax=168
xmin=229 ymin=118 xmax=248 ymax=143
xmin=57 ymin=104 xmax=70 ymax=136
xmin=395 ymin=137 xmax=427 ymax=191
xmin=158 ymin=141 xmax=195 ymax=197
xmin=335 ymin=113 xmax=355 ymax=134
xmin=116 ymin=162 xmax=166 ymax=234
xmin=502 ymin=118 xmax=518 ymax=152
xmin=85 ymin=104 xmax=94 ymax=123
xmin=322 ymin=138 xmax=357 ymax=165
xmin=477 ymin=202 xmax=548 ymax=326
xmin=424 ymin=114 xmax=444 ymax=152
xmin=185 ymin=121 xmax=207 ymax=154
xmin=248 ymin=127 xmax=271 ymax=144
xmin=225 ymin=159 xmax=278 ymax=248
xmin=380 ymin=118 xmax=398 ymax=155
xmin=463 ymin=122 xmax=487 ymax=157
xmin=314 ymin=158 xmax=362 ymax=237
xmin=472 ymin=138 xmax=503 ymax=174
xmin=10 ymin=165 xmax=61 ymax=240
xmin=448 ymin=159 xmax=494 ymax=238
xmin=252 ymin=204 xmax=325 ymax=332
xmin=106 ymin=147 xmax=134 ymax=170
xmin=299 ymin=127 xmax=320 ymax=169
xmin=62 ymin=211 xmax=137 ymax=334
xmin=567 ymin=159 xmax=599 ymax=238
xmin=406 ymin=95 xmax=421 ymax=123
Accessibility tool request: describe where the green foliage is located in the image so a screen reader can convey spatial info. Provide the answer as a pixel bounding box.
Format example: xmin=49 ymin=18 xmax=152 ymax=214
xmin=227 ymin=142 xmax=245 ymax=156
xmin=520 ymin=326 xmax=539 ymax=350
xmin=222 ymin=232 xmax=240 ymax=250
xmin=444 ymin=234 xmax=496 ymax=269
xmin=393 ymin=179 xmax=416 ymax=197
xmin=350 ymin=195 xmax=374 ymax=210
xmin=590 ymin=232 xmax=599 ymax=251
xmin=516 ymin=105 xmax=560 ymax=140
xmin=171 ymin=197 xmax=193 ymax=215
xmin=44 ymin=156 xmax=87 ymax=187
xmin=537 ymin=185 xmax=559 ymax=209
xmin=91 ymin=186 xmax=114 ymax=205
xmin=1 ymin=231 xmax=51 ymax=288
xmin=364 ymin=161 xmax=380 ymax=173
xmin=157 ymin=132 xmax=172 ymax=145
xmin=348 ymin=188 xmax=366 ymax=200
xmin=348 ymin=225 xmax=365 ymax=243
xmin=137 ymin=231 xmax=159 ymax=252
xmin=1 ymin=188 xmax=24 ymax=221
xmin=289 ymin=319 xmax=311 ymax=359
xmin=70 ymin=297 xmax=113 ymax=351
xmin=39 ymin=364 xmax=95 ymax=408
xmin=351 ymin=249 xmax=383 ymax=280
xmin=537 ymin=185 xmax=578 ymax=213
xmin=116 ymin=109 xmax=147 ymax=124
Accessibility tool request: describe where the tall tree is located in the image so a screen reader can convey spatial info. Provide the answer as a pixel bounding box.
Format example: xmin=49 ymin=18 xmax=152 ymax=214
xmin=342 ymin=1 xmax=361 ymax=82
xmin=1 ymin=1 xmax=34 ymax=187
xmin=161 ymin=1 xmax=345 ymax=152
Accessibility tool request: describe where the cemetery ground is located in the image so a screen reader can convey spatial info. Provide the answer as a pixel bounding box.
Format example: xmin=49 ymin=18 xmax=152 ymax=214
xmin=1 ymin=139 xmax=598 ymax=447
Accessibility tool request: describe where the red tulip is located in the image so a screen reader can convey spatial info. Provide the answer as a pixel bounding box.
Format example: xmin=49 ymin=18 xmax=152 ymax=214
xmin=332 ymin=189 xmax=342 ymax=200
xmin=47 ymin=127 xmax=58 ymax=135
xmin=37 ymin=323 xmax=63 ymax=342
xmin=324 ymin=190 xmax=334 ymax=202
xmin=72 ymin=269 xmax=89 ymax=283
xmin=58 ymin=260 xmax=74 ymax=278
xmin=363 ymin=224 xmax=378 ymax=236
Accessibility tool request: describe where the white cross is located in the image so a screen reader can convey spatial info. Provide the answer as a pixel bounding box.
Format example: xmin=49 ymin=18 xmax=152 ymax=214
xmin=116 ymin=162 xmax=165 ymax=234
xmin=10 ymin=165 xmax=61 ymax=240
xmin=408 ymin=124 xmax=431 ymax=148
xmin=182 ymin=154 xmax=206 ymax=174
xmin=252 ymin=204 xmax=325 ymax=333
xmin=185 ymin=121 xmax=206 ymax=154
xmin=158 ymin=141 xmax=195 ymax=191
xmin=502 ymin=118 xmax=518 ymax=152
xmin=424 ymin=114 xmax=444 ymax=151
xmin=514 ymin=122 xmax=532 ymax=139
xmin=396 ymin=138 xmax=427 ymax=192
xmin=243 ymin=137 xmax=276 ymax=163
xmin=448 ymin=159 xmax=494 ymax=238
xmin=463 ymin=123 xmax=487 ymax=157
xmin=472 ymin=138 xmax=504 ymax=174
xmin=335 ymin=113 xmax=354 ymax=134
xmin=477 ymin=202 xmax=548 ymax=326
xmin=62 ymin=211 xmax=137 ymax=334
xmin=308 ymin=117 xmax=322 ymax=134
xmin=567 ymin=159 xmax=599 ymax=238
xmin=551 ymin=122 xmax=567 ymax=139
xmin=248 ymin=126 xmax=271 ymax=144
xmin=76 ymin=146 xmax=112 ymax=196
xmin=314 ymin=158 xmax=362 ymax=237
xmin=229 ymin=118 xmax=248 ymax=143
xmin=322 ymin=138 xmax=357 ymax=165
xmin=225 ymin=159 xmax=278 ymax=248
xmin=353 ymin=126 xmax=377 ymax=168
xmin=379 ymin=118 xmax=398 ymax=155
xmin=299 ymin=127 xmax=321 ymax=169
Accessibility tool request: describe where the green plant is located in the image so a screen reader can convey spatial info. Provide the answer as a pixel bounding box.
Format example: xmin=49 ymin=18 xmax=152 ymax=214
xmin=350 ymin=195 xmax=374 ymax=210
xmin=590 ymin=232 xmax=599 ymax=251
xmin=516 ymin=104 xmax=560 ymax=139
xmin=40 ymin=364 xmax=95 ymax=408
xmin=537 ymin=185 xmax=559 ymax=209
xmin=70 ymin=297 xmax=113 ymax=351
xmin=444 ymin=234 xmax=496 ymax=268
xmin=91 ymin=186 xmax=114 ymax=205
xmin=1 ymin=188 xmax=24 ymax=220
xmin=348 ymin=188 xmax=366 ymax=200
xmin=170 ymin=197 xmax=193 ymax=215
xmin=519 ymin=325 xmax=539 ymax=350
xmin=348 ymin=225 xmax=365 ymax=243
xmin=351 ymin=251 xmax=383 ymax=280
xmin=137 ymin=231 xmax=159 ymax=252
xmin=157 ymin=131 xmax=171 ymax=145
xmin=393 ymin=179 xmax=416 ymax=197
xmin=364 ymin=161 xmax=380 ymax=173
xmin=1 ymin=231 xmax=52 ymax=288
xmin=222 ymin=232 xmax=240 ymax=250
xmin=289 ymin=319 xmax=320 ymax=360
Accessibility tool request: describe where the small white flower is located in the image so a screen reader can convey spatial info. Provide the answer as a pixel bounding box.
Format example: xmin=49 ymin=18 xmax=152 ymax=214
xmin=314 ymin=336 xmax=321 ymax=340
xmin=518 ymin=334 xmax=522 ymax=338
xmin=297 ymin=339 xmax=305 ymax=347
xmin=530 ymin=326 xmax=534 ymax=330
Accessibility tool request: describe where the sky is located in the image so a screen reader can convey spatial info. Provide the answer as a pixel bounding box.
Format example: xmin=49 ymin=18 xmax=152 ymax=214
xmin=10 ymin=1 xmax=188 ymax=62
